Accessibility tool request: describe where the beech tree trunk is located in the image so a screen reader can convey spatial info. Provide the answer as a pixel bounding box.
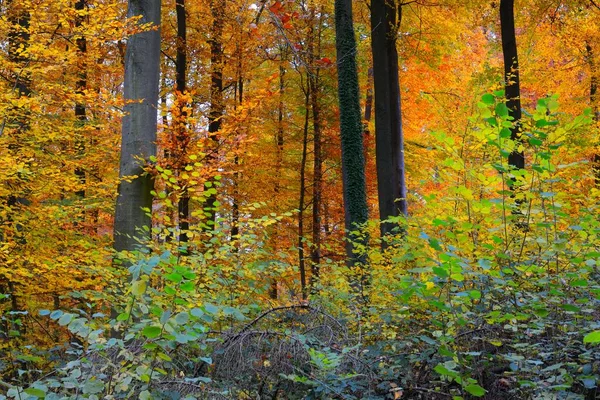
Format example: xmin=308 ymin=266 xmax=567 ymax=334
xmin=270 ymin=49 xmax=286 ymax=300
xmin=334 ymin=0 xmax=369 ymax=264
xmin=298 ymin=75 xmax=311 ymax=299
xmin=74 ymin=0 xmax=87 ymax=201
xmin=310 ymin=7 xmax=323 ymax=286
xmin=204 ymin=0 xmax=225 ymax=230
xmin=500 ymin=0 xmax=524 ymax=172
xmin=586 ymin=42 xmax=600 ymax=185
xmin=113 ymin=0 xmax=161 ymax=253
xmin=1 ymin=0 xmax=31 ymax=335
xmin=371 ymin=0 xmax=407 ymax=245
xmin=175 ymin=0 xmax=190 ymax=246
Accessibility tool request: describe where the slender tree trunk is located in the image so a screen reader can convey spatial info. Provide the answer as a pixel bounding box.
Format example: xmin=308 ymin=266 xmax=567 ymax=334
xmin=500 ymin=0 xmax=524 ymax=172
xmin=298 ymin=77 xmax=311 ymax=299
xmin=175 ymin=0 xmax=190 ymax=247
xmin=74 ymin=0 xmax=87 ymax=201
xmin=371 ymin=0 xmax=407 ymax=246
xmin=270 ymin=51 xmax=286 ymax=300
xmin=231 ymin=55 xmax=242 ymax=254
xmin=334 ymin=0 xmax=369 ymax=264
xmin=586 ymin=42 xmax=600 ymax=185
xmin=310 ymin=8 xmax=324 ymax=287
xmin=1 ymin=0 xmax=31 ymax=333
xmin=364 ymin=67 xmax=373 ymax=134
xmin=231 ymin=41 xmax=243 ymax=243
xmin=204 ymin=0 xmax=225 ymax=230
xmin=113 ymin=0 xmax=161 ymax=253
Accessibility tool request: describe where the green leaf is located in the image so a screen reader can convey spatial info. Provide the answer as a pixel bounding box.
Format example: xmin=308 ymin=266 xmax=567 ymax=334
xmin=499 ymin=128 xmax=511 ymax=138
xmin=469 ymin=290 xmax=481 ymax=300
xmin=58 ymin=313 xmax=73 ymax=326
xmin=495 ymin=103 xmax=509 ymax=117
xmin=583 ymin=331 xmax=600 ymax=344
xmin=142 ymin=325 xmax=162 ymax=339
xmin=429 ymin=238 xmax=442 ymax=251
xmin=132 ymin=280 xmax=147 ymax=297
xmin=49 ymin=310 xmax=63 ymax=320
xmin=204 ymin=303 xmax=219 ymax=314
xmin=24 ymin=388 xmax=46 ymax=398
xmin=560 ymin=304 xmax=580 ymax=312
xmin=165 ymin=273 xmax=183 ymax=283
xmin=180 ymin=281 xmax=195 ymax=292
xmin=528 ymin=137 xmax=543 ymax=147
xmin=190 ymin=307 xmax=204 ymax=318
xmin=481 ymin=93 xmax=495 ymax=105
xmin=464 ymin=384 xmax=486 ymax=397
xmin=174 ymin=312 xmax=189 ymax=325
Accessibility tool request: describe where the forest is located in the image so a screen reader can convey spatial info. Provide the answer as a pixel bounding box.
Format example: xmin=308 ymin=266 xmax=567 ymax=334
xmin=0 ymin=0 xmax=599 ymax=398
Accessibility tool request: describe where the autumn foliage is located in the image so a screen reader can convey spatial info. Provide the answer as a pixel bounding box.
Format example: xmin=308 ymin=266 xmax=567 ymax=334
xmin=0 ymin=0 xmax=599 ymax=399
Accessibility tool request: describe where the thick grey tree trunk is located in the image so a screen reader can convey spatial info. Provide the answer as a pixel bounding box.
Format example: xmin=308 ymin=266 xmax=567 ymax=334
xmin=113 ymin=0 xmax=161 ymax=253
xmin=371 ymin=0 xmax=407 ymax=246
xmin=334 ymin=0 xmax=369 ymax=265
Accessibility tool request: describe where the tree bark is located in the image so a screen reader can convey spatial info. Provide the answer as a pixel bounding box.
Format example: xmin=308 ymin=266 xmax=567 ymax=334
xmin=298 ymin=75 xmax=311 ymax=299
xmin=334 ymin=0 xmax=369 ymax=264
xmin=364 ymin=67 xmax=373 ymax=133
xmin=500 ymin=0 xmax=524 ymax=172
xmin=270 ymin=48 xmax=287 ymax=300
xmin=371 ymin=0 xmax=408 ymax=246
xmin=204 ymin=0 xmax=225 ymax=230
xmin=175 ymin=0 xmax=190 ymax=247
xmin=310 ymin=7 xmax=323 ymax=286
xmin=74 ymin=0 xmax=87 ymax=201
xmin=586 ymin=42 xmax=600 ymax=185
xmin=113 ymin=0 xmax=161 ymax=253
xmin=1 ymin=0 xmax=31 ymax=333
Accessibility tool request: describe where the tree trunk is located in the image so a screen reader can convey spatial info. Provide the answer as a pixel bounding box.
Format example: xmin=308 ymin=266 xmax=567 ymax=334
xmin=204 ymin=0 xmax=225 ymax=230
xmin=371 ymin=0 xmax=407 ymax=246
xmin=310 ymin=7 xmax=323 ymax=287
xmin=175 ymin=0 xmax=190 ymax=247
xmin=586 ymin=42 xmax=600 ymax=185
xmin=270 ymin=50 xmax=286 ymax=300
xmin=298 ymin=76 xmax=311 ymax=299
xmin=113 ymin=0 xmax=161 ymax=253
xmin=334 ymin=0 xmax=369 ymax=264
xmin=500 ymin=0 xmax=524 ymax=172
xmin=231 ymin=39 xmax=243 ymax=243
xmin=74 ymin=0 xmax=87 ymax=201
xmin=1 ymin=0 xmax=31 ymax=333
xmin=364 ymin=67 xmax=373 ymax=134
